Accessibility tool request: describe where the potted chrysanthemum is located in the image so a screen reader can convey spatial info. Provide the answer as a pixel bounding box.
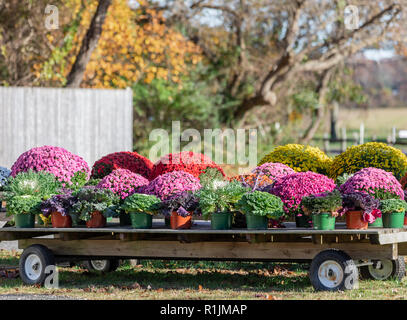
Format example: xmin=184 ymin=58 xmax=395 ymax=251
xmin=340 ymin=192 xmax=381 ymax=229
xmin=160 ymin=191 xmax=198 ymax=229
xmin=40 ymin=191 xmax=76 ymax=228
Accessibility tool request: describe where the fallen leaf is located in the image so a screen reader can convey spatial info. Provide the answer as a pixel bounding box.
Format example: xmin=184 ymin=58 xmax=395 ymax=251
xmin=198 ymin=285 xmax=203 ymax=291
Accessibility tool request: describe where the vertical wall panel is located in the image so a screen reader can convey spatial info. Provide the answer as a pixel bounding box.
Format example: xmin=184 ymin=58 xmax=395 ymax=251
xmin=0 ymin=87 xmax=133 ymax=168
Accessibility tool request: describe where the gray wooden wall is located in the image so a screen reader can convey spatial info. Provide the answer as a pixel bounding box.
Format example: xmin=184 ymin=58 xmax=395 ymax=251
xmin=0 ymin=87 xmax=133 ymax=169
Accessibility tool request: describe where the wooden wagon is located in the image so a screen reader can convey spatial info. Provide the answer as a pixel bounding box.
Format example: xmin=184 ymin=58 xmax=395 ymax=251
xmin=1 ymin=218 xmax=407 ymax=291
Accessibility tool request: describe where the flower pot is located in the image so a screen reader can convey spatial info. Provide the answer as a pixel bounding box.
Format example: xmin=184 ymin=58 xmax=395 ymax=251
xmin=211 ymin=212 xmax=232 ymax=230
xmin=232 ymin=211 xmax=247 ymax=228
xmin=119 ymin=212 xmax=132 ymax=226
xmin=14 ymin=214 xmax=35 ymax=228
xmin=86 ymin=211 xmax=106 ymax=228
xmin=246 ymin=214 xmax=268 ymax=230
xmin=312 ymin=213 xmax=335 ymax=230
xmin=368 ymin=217 xmax=383 ymax=228
xmin=346 ymin=210 xmax=368 ymax=230
xmin=130 ymin=212 xmax=152 ymax=229
xmin=51 ymin=211 xmax=72 ymax=228
xmin=70 ymin=213 xmax=86 ymax=227
xmin=164 ymin=216 xmax=171 ymax=227
xmin=295 ymin=214 xmax=312 ymax=228
xmin=170 ymin=211 xmax=192 ymax=230
xmin=382 ymin=211 xmax=405 ymax=229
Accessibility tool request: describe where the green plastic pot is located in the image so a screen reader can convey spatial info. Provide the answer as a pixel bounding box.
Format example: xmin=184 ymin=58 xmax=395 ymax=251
xmin=246 ymin=214 xmax=268 ymax=230
xmin=211 ymin=212 xmax=232 ymax=230
xmin=70 ymin=213 xmax=86 ymax=227
xmin=130 ymin=212 xmax=153 ymax=229
xmin=14 ymin=214 xmax=35 ymax=228
xmin=382 ymin=211 xmax=405 ymax=228
xmin=312 ymin=213 xmax=335 ymax=230
xmin=295 ymin=214 xmax=312 ymax=228
xmin=119 ymin=212 xmax=132 ymax=226
xmin=368 ymin=217 xmax=383 ymax=228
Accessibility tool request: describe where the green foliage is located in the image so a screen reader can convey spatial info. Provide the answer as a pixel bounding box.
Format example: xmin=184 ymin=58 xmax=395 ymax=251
xmin=132 ymin=67 xmax=222 ymax=153
xmin=66 ymin=171 xmax=88 ymax=192
xmin=198 ymin=167 xmax=226 ymax=189
xmin=6 ymin=195 xmax=42 ymax=216
xmin=336 ymin=173 xmax=354 ymax=187
xmin=301 ymin=190 xmax=342 ymax=215
xmin=291 ymin=89 xmax=319 ymax=111
xmin=236 ymin=191 xmax=284 ymax=219
xmin=379 ymin=199 xmax=407 ymax=214
xmin=198 ymin=181 xmax=249 ymax=219
xmin=3 ymin=170 xmax=62 ymax=200
xmin=121 ymin=193 xmax=161 ymax=215
xmin=85 ymin=178 xmax=102 ymax=187
xmin=71 ymin=187 xmax=120 ymax=222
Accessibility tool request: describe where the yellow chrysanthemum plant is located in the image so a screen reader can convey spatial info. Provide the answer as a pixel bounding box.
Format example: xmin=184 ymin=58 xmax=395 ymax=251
xmin=329 ymin=142 xmax=407 ymax=181
xmin=258 ymin=144 xmax=332 ymax=175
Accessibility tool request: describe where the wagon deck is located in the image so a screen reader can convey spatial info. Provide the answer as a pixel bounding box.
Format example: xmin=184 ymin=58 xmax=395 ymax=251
xmin=2 ymin=219 xmax=407 ymax=291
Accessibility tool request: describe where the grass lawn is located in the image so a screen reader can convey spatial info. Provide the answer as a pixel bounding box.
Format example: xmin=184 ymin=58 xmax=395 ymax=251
xmin=0 ymin=250 xmax=406 ymax=300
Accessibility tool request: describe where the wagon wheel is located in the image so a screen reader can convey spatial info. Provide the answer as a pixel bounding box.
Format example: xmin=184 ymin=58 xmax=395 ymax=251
xmin=83 ymin=259 xmax=120 ymax=273
xmin=19 ymin=244 xmax=55 ymax=286
xmin=360 ymin=257 xmax=405 ymax=281
xmin=310 ymin=249 xmax=358 ymax=291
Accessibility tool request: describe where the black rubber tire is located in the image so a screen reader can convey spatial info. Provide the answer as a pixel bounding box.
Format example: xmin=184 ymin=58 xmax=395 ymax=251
xmin=19 ymin=244 xmax=55 ymax=286
xmin=360 ymin=257 xmax=406 ymax=281
xmin=83 ymin=259 xmax=120 ymax=272
xmin=310 ymin=249 xmax=358 ymax=291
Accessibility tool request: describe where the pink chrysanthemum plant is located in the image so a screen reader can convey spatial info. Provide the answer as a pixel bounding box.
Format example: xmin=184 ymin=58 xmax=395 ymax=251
xmin=252 ymin=162 xmax=295 ymax=181
xmin=11 ymin=145 xmax=90 ymax=186
xmin=140 ymin=170 xmax=202 ymax=201
xmin=339 ymin=167 xmax=405 ymax=201
xmin=269 ymin=171 xmax=336 ymax=218
xmin=96 ymin=169 xmax=149 ymax=200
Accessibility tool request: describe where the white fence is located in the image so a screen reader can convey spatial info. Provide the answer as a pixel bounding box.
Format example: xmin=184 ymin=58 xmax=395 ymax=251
xmin=0 ymin=87 xmax=133 ymax=168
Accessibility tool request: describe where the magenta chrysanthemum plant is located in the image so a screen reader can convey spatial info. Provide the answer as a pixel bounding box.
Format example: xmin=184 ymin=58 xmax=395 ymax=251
xmin=339 ymin=167 xmax=404 ymax=200
xmin=96 ymin=169 xmax=149 ymax=200
xmin=141 ymin=170 xmax=201 ymax=200
xmin=252 ymin=162 xmax=295 ymax=181
xmin=11 ymin=145 xmax=90 ymax=185
xmin=269 ymin=171 xmax=336 ymax=216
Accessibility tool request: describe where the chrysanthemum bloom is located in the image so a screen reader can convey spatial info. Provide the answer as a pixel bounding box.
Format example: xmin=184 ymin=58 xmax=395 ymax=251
xmin=150 ymin=151 xmax=225 ymax=180
xmin=96 ymin=168 xmax=149 ymax=199
xmin=11 ymin=145 xmax=89 ymax=185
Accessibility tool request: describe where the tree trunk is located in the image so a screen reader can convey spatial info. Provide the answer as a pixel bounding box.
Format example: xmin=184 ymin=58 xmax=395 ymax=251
xmin=65 ymin=0 xmax=112 ymax=87
xmin=300 ymin=68 xmax=333 ymax=144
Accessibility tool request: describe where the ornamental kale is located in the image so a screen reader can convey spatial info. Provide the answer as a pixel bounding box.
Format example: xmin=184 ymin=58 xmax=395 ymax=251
xmin=121 ymin=193 xmax=161 ymax=215
xmin=6 ymin=195 xmax=42 ymax=216
xmin=71 ymin=187 xmax=120 ymax=222
xmin=339 ymin=192 xmax=381 ymax=223
xmin=379 ymin=199 xmax=407 ymax=214
xmin=236 ymin=191 xmax=284 ymax=219
xmin=198 ymin=181 xmax=249 ymax=219
xmin=3 ymin=170 xmax=62 ymax=200
xmin=159 ymin=191 xmax=199 ymax=217
xmin=301 ymin=190 xmax=342 ymax=216
xmin=198 ymin=167 xmax=226 ymax=189
xmin=40 ymin=191 xmax=76 ymax=217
